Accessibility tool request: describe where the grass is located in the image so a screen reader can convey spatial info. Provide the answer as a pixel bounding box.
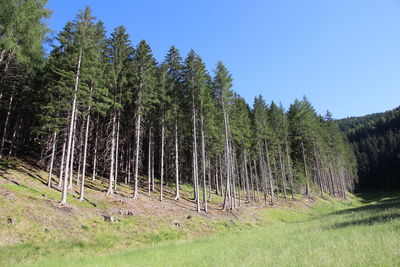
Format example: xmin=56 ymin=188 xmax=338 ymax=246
xmin=7 ymin=192 xmax=399 ymax=267
xmin=1 ymin=158 xmax=399 ymax=266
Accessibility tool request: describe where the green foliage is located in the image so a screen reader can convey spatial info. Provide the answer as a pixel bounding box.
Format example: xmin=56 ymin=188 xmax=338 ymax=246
xmin=339 ymin=106 xmax=400 ymax=189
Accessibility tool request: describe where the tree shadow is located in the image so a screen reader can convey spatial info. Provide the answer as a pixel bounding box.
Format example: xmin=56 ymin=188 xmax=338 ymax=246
xmin=325 ymin=192 xmax=400 ymax=229
xmin=330 ymin=212 xmax=400 ymax=229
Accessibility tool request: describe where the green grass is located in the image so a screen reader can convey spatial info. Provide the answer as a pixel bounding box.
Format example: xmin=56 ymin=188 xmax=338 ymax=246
xmin=1 ymin=158 xmax=399 ymax=266
xmin=9 ymin=192 xmax=399 ymax=267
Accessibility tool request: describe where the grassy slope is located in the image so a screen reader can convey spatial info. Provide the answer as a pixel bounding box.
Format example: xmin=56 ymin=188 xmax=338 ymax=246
xmin=34 ymin=193 xmax=400 ymax=267
xmin=1 ymin=158 xmax=399 ymax=266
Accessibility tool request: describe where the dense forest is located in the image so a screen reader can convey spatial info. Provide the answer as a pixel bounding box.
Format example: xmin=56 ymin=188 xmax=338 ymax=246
xmin=339 ymin=107 xmax=400 ymax=190
xmin=0 ymin=1 xmax=358 ymax=211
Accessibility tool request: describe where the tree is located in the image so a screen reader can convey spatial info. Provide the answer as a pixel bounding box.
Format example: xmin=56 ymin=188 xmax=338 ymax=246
xmin=132 ymin=40 xmax=157 ymax=199
xmin=105 ymin=26 xmax=133 ymax=195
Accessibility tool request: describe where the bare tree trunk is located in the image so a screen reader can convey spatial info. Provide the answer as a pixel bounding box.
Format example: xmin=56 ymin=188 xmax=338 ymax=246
xmin=79 ymin=87 xmax=92 ymax=201
xmin=58 ymin=138 xmax=66 ymax=187
xmin=222 ymin=100 xmax=231 ymax=210
xmin=0 ymin=92 xmax=13 ymax=158
xmin=301 ymin=140 xmax=310 ymax=196
xmin=151 ymin=142 xmax=155 ymax=191
xmin=68 ymin=111 xmax=78 ymax=189
xmin=264 ymin=141 xmax=274 ymax=204
xmin=47 ymin=131 xmax=57 ymax=187
xmin=259 ymin=144 xmax=268 ymax=204
xmin=76 ymin=121 xmax=84 ymax=186
xmin=148 ymin=127 xmax=152 ymax=195
xmin=249 ymin=158 xmax=255 ymax=202
xmin=273 ymin=159 xmax=280 ymax=201
xmin=200 ymin=107 xmax=207 ymax=212
xmin=160 ymin=116 xmax=165 ymax=202
xmin=8 ymin=119 xmax=20 ymax=158
xmin=219 ymin=155 xmax=224 ymax=196
xmin=0 ymin=50 xmax=4 ymax=63
xmin=133 ymin=112 xmax=141 ymax=199
xmin=127 ymin=146 xmax=131 ymax=184
xmin=61 ymin=48 xmax=82 ymax=205
xmin=92 ymin=115 xmax=99 ymax=181
xmin=253 ymin=159 xmax=260 ymax=201
xmin=174 ymin=119 xmax=180 ymax=200
xmin=285 ymin=137 xmax=295 ymax=199
xmin=278 ymin=145 xmax=287 ymax=199
xmin=107 ymin=112 xmax=116 ymax=195
xmin=114 ymin=113 xmax=120 ymax=191
xmin=215 ymin=159 xmax=220 ymax=195
xmin=192 ymin=99 xmax=200 ymax=212
xmin=208 ymin=158 xmax=212 ymax=200
xmin=244 ymin=150 xmax=250 ymax=203
xmin=312 ymin=141 xmax=324 ymax=197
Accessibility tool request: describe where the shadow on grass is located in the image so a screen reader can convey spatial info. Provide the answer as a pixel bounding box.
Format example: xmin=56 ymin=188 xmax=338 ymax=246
xmin=326 ymin=191 xmax=400 ymax=229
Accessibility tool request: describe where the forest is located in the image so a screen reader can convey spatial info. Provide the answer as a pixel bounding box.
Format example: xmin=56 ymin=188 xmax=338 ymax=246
xmin=0 ymin=1 xmax=358 ymax=212
xmin=339 ymin=106 xmax=400 ymax=190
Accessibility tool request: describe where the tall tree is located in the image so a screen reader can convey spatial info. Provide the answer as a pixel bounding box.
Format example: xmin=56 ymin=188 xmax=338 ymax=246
xmin=132 ymin=40 xmax=157 ymax=199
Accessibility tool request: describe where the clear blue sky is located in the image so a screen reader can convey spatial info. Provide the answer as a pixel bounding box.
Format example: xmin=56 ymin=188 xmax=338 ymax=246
xmin=46 ymin=0 xmax=400 ymax=119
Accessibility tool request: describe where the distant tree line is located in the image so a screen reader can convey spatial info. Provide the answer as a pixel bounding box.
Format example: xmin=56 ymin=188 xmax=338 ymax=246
xmin=339 ymin=107 xmax=400 ymax=190
xmin=0 ymin=2 xmax=357 ymax=210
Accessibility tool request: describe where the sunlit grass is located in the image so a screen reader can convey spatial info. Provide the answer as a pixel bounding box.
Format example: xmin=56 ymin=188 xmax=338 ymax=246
xmin=10 ymin=193 xmax=400 ymax=267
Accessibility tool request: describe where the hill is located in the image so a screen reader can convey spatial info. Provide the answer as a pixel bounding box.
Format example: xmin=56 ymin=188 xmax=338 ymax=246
xmin=1 ymin=157 xmax=399 ymax=266
xmin=338 ymin=106 xmax=400 ymax=190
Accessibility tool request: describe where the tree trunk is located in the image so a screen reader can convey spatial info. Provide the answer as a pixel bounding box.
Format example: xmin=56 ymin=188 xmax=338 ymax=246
xmin=76 ymin=121 xmax=84 ymax=186
xmin=253 ymin=159 xmax=260 ymax=201
xmin=192 ymin=97 xmax=200 ymax=212
xmin=58 ymin=138 xmax=66 ymax=187
xmin=222 ymin=99 xmax=231 ymax=210
xmin=259 ymin=144 xmax=268 ymax=204
xmin=148 ymin=127 xmax=152 ymax=195
xmin=114 ymin=113 xmax=120 ymax=191
xmin=249 ymin=158 xmax=255 ymax=202
xmin=92 ymin=115 xmax=99 ymax=180
xmin=264 ymin=141 xmax=274 ymax=204
xmin=133 ymin=112 xmax=141 ymax=199
xmin=278 ymin=145 xmax=287 ymax=199
xmin=79 ymin=87 xmax=92 ymax=201
xmin=61 ymin=48 xmax=82 ymax=205
xmin=68 ymin=113 xmax=78 ymax=190
xmin=160 ymin=116 xmax=165 ymax=202
xmin=107 ymin=112 xmax=117 ymax=195
xmin=200 ymin=106 xmax=207 ymax=212
xmin=47 ymin=131 xmax=57 ymax=187
xmin=312 ymin=141 xmax=324 ymax=197
xmin=0 ymin=92 xmax=13 ymax=158
xmin=285 ymin=137 xmax=295 ymax=199
xmin=301 ymin=140 xmax=310 ymax=196
xmin=244 ymin=150 xmax=250 ymax=203
xmin=174 ymin=119 xmax=180 ymax=200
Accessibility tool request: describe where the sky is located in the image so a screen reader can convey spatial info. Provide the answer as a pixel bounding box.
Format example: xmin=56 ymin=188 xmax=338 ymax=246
xmin=45 ymin=0 xmax=400 ymax=119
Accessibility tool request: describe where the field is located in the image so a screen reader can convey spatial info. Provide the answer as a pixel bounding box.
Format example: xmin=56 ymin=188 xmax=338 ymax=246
xmin=1 ymin=158 xmax=399 ymax=266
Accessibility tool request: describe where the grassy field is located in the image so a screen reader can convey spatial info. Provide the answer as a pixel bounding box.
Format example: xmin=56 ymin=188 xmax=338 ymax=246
xmin=13 ymin=192 xmax=400 ymax=267
xmin=1 ymin=158 xmax=399 ymax=266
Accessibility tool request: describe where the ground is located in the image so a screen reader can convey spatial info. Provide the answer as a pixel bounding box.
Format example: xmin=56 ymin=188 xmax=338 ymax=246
xmin=0 ymin=157 xmax=399 ymax=266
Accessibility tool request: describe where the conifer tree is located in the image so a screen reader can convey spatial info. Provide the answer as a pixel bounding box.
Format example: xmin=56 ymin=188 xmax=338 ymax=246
xmin=132 ymin=40 xmax=157 ymax=199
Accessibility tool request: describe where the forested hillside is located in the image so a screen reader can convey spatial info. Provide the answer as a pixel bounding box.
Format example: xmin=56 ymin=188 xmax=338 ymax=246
xmin=0 ymin=1 xmax=357 ymax=212
xmin=339 ymin=107 xmax=400 ymax=190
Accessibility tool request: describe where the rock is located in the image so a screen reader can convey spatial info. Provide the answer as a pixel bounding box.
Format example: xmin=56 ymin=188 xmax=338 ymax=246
xmin=103 ymin=215 xmax=116 ymax=223
xmin=171 ymin=220 xmax=180 ymax=227
xmin=187 ymin=215 xmax=192 ymax=220
xmin=7 ymin=217 xmax=16 ymax=225
xmin=118 ymin=210 xmax=134 ymax=216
